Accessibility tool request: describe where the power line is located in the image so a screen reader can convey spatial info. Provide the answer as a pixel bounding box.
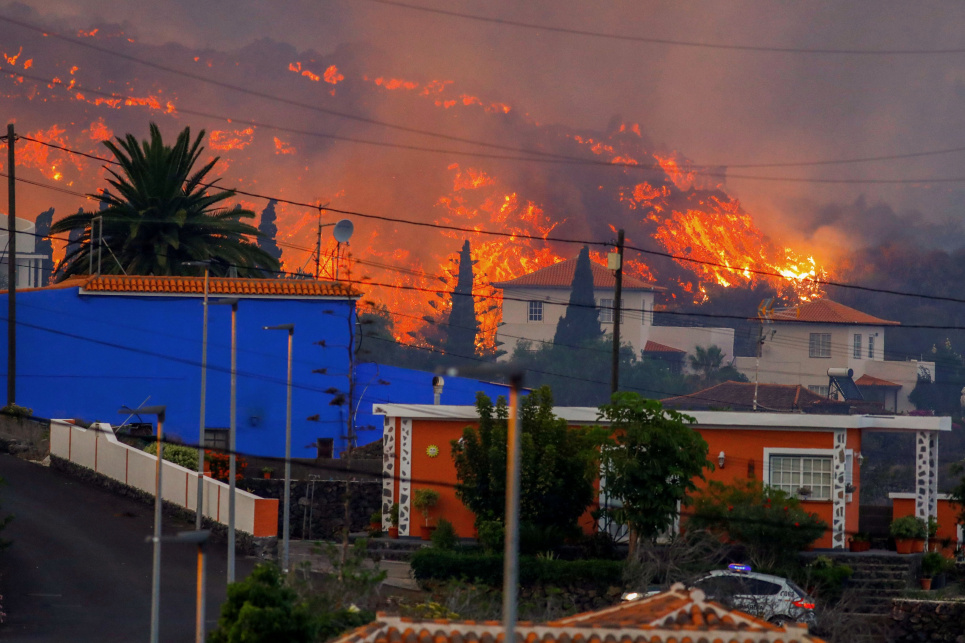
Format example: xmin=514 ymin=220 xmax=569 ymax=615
xmin=361 ymin=0 xmax=965 ymax=56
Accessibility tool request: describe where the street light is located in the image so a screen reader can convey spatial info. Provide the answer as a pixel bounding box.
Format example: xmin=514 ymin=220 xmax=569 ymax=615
xmin=182 ymin=260 xmax=212 ymax=530
xmin=149 ymin=530 xmax=211 ymax=643
xmin=264 ymin=323 xmax=294 ymax=573
xmin=440 ymin=364 xmax=524 ymax=643
xmin=212 ymin=297 xmax=239 ymax=583
xmin=119 ymin=404 xmax=166 ymax=643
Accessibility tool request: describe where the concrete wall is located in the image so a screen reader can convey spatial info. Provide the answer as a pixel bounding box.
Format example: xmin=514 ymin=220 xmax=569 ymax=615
xmin=0 ymin=285 xmax=355 ymax=457
xmin=49 ymin=419 xmax=278 ymax=537
xmin=647 ymin=326 xmax=736 ymax=369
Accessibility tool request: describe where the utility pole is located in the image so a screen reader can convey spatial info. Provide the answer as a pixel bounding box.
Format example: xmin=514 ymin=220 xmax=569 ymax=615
xmin=752 ymin=298 xmax=774 ymax=411
xmin=610 ymin=229 xmax=625 ymax=395
xmin=314 ymin=206 xmax=322 ymax=279
xmin=7 ymin=123 xmax=16 ymax=407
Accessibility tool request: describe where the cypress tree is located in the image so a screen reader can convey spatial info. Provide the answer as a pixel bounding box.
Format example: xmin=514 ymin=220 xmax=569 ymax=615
xmin=554 ymin=246 xmax=603 ymax=347
xmin=257 ymin=199 xmax=283 ymax=264
xmin=34 ymin=207 xmax=54 ymax=286
xmin=444 ymin=240 xmax=478 ymax=360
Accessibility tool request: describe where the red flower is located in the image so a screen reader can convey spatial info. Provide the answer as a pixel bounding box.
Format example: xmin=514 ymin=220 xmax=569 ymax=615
xmin=728 ymin=505 xmax=733 ymax=511
xmin=794 ymin=522 xmax=800 ymax=527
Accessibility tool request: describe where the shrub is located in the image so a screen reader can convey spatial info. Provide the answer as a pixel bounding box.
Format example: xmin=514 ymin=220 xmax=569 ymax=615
xmin=889 ymin=515 xmax=926 ymax=539
xmin=409 ymin=548 xmax=623 ymax=588
xmin=0 ymin=403 xmax=32 ymax=418
xmin=413 ymin=489 xmax=440 ymax=526
xmin=431 ymin=518 xmax=458 ymax=550
xmin=688 ymin=480 xmax=827 ymax=569
xmin=797 ymin=558 xmax=853 ymax=604
xmin=921 ymin=552 xmax=948 ymax=577
xmin=144 ymin=442 xmax=198 ymax=470
xmin=477 ymin=520 xmax=504 ymax=554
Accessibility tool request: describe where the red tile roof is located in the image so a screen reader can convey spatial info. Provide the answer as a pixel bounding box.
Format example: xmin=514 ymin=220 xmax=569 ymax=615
xmin=493 ymin=257 xmax=660 ymax=291
xmin=333 ymin=585 xmax=824 ymax=643
xmin=855 ymin=374 xmax=901 ymax=388
xmin=771 ymin=299 xmax=899 ymax=326
xmin=644 ymin=340 xmax=685 ymax=354
xmin=661 ymin=381 xmax=830 ymax=412
xmin=56 ymin=274 xmax=359 ymax=298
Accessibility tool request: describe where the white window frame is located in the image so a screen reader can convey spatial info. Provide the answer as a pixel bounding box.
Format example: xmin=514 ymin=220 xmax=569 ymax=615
xmin=853 ymin=334 xmax=861 ymax=359
xmin=527 ymin=300 xmax=543 ymax=322
xmin=809 ymin=333 xmax=831 ymax=358
xmin=763 ymin=448 xmax=846 ymax=502
xmin=868 ymin=335 xmax=875 ymax=359
xmin=599 ymin=298 xmax=624 ymax=324
xmin=808 ymin=384 xmax=829 ymax=397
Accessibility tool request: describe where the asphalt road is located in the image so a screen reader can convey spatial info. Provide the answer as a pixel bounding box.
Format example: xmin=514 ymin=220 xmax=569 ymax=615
xmin=0 ymin=453 xmax=257 ymax=642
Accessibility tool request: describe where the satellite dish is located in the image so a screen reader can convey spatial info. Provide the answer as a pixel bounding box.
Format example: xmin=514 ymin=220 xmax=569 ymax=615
xmin=333 ymin=219 xmax=354 ymax=243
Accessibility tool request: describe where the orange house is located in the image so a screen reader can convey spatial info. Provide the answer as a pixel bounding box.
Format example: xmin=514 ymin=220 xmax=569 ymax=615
xmin=375 ymin=403 xmax=950 ymax=549
xmin=890 ymin=493 xmax=963 ymax=551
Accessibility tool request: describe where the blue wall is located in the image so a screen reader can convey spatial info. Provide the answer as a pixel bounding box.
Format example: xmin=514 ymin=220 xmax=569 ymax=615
xmin=353 ymin=363 xmax=513 ymax=446
xmin=0 ymin=286 xmax=356 ymax=458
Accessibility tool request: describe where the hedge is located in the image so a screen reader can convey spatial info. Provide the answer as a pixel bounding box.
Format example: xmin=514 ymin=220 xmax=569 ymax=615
xmin=410 ymin=549 xmax=624 ymax=588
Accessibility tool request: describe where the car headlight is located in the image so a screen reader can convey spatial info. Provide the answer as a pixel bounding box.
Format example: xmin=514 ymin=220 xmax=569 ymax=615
xmin=622 ymin=592 xmax=640 ymax=602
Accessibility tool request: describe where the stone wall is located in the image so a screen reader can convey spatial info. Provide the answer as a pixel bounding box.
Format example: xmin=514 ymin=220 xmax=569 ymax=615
xmin=892 ymin=599 xmax=965 ymax=643
xmin=243 ymin=478 xmax=382 ymax=540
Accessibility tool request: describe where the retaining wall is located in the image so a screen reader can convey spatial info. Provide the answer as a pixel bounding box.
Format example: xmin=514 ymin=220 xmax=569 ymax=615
xmin=49 ymin=419 xmax=278 ymax=537
xmin=892 ymin=599 xmax=965 ymax=643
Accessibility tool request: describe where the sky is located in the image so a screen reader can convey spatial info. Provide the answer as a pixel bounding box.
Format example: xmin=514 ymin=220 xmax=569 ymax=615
xmin=4 ymin=1 xmax=965 ymax=269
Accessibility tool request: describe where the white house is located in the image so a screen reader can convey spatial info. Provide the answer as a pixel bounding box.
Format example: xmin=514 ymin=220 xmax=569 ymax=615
xmin=0 ymin=216 xmax=50 ymax=288
xmin=493 ymin=255 xmax=735 ymax=364
xmin=734 ymin=299 xmax=932 ymax=412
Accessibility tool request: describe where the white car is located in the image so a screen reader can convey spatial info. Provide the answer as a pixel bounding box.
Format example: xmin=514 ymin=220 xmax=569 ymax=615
xmin=624 ymin=565 xmax=816 ymax=626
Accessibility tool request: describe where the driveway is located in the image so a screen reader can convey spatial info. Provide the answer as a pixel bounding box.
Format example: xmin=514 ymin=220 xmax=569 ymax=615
xmin=0 ymin=453 xmax=256 ymax=642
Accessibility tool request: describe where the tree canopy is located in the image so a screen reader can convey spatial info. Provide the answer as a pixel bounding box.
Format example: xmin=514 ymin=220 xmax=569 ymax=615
xmin=443 ymin=240 xmax=479 ymax=361
xmin=451 ymin=388 xmax=604 ymax=534
xmin=51 ymin=123 xmax=279 ymax=279
xmin=554 ymin=246 xmax=603 ymax=347
xmin=597 ymin=392 xmax=711 ymax=557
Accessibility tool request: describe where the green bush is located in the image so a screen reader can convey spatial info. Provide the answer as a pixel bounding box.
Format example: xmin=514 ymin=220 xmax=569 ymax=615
xmin=798 ymin=557 xmax=853 ymax=604
xmin=143 ymin=442 xmax=199 ymax=470
xmin=409 ymin=548 xmax=623 ymax=588
xmin=477 ymin=520 xmax=504 ymax=554
xmin=889 ymin=515 xmax=926 ymax=539
xmin=431 ymin=518 xmax=458 ymax=550
xmin=920 ymin=552 xmax=949 ymax=577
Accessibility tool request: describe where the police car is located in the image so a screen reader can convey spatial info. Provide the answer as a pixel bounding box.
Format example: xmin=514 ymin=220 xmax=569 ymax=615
xmin=623 ymin=564 xmax=817 ymax=626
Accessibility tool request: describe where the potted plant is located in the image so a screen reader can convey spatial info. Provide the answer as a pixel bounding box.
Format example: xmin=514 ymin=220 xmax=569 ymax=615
xmin=920 ymin=551 xmax=945 ymax=590
xmin=797 ymin=486 xmax=813 ymax=501
xmin=261 ymin=466 xmax=274 ymax=480
xmin=849 ymin=532 xmax=871 ymax=553
xmin=388 ymin=502 xmax=400 ymax=539
xmin=890 ymin=515 xmax=926 ymax=554
xmin=369 ymin=510 xmax=383 ymax=536
xmin=412 ymin=488 xmax=440 ymax=540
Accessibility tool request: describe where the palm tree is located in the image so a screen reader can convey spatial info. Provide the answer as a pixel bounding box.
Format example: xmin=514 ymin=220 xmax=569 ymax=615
xmin=688 ymin=345 xmax=726 ymax=381
xmin=51 ymin=123 xmax=280 ymax=280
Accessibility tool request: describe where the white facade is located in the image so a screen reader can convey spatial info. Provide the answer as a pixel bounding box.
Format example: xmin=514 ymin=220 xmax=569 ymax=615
xmin=735 ymin=321 xmax=931 ymax=412
xmin=0 ymin=216 xmax=49 ymax=288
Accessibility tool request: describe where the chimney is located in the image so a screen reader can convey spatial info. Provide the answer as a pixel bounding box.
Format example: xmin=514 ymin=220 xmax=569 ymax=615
xmin=432 ymin=376 xmax=445 ymax=405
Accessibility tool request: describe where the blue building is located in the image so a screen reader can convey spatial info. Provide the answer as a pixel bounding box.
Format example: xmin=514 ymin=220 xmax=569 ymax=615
xmin=1 ymin=274 xmax=359 ymax=458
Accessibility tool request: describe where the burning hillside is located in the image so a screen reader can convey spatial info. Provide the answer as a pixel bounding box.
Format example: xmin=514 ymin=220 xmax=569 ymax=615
xmin=0 ymin=21 xmax=830 ymax=351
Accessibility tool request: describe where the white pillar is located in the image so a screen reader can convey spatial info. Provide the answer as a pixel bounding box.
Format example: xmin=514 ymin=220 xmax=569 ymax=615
xmin=381 ymin=416 xmax=396 ymax=528
xmin=398 ymin=418 xmax=412 ymax=536
xmin=831 ymin=429 xmax=847 ymax=549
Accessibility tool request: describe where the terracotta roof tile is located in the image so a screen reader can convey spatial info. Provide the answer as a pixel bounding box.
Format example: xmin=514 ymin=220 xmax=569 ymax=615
xmin=336 ymin=586 xmax=825 ymax=643
xmin=644 ymin=341 xmax=686 ymax=354
xmin=661 ymin=381 xmax=829 ymax=412
xmin=493 ymin=257 xmax=660 ymax=291
xmin=64 ymin=274 xmax=359 ymax=298
xmin=855 ymin=374 xmax=901 ymax=388
xmin=770 ymin=299 xmax=898 ymax=326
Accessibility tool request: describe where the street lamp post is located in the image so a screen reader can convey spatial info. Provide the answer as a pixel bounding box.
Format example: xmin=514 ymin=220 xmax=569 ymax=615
xmin=212 ymin=297 xmax=239 ymax=582
xmin=119 ymin=404 xmax=167 ymax=643
xmin=151 ymin=530 xmax=211 ymax=643
xmin=264 ymin=324 xmax=294 ymax=573
xmin=183 ymin=261 xmax=211 ymax=530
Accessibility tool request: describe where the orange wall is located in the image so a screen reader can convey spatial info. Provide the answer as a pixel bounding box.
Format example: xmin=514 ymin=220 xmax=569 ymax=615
xmin=893 ymin=497 xmax=962 ymax=544
xmin=397 ymin=418 xmax=863 ymax=548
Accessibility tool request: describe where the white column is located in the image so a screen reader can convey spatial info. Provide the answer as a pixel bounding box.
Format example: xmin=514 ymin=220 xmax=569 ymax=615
xmin=928 ymin=432 xmax=939 ymax=519
xmin=915 ymin=430 xmax=931 ymax=520
xmin=381 ymin=417 xmax=396 ymax=527
xmin=831 ymin=429 xmax=847 ymax=549
xmin=398 ymin=418 xmax=413 ymax=536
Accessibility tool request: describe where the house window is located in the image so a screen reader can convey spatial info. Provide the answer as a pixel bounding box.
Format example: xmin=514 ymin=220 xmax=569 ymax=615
xmin=599 ymin=298 xmax=624 ymax=323
xmin=769 ymin=455 xmax=832 ymax=500
xmin=204 ymin=428 xmax=229 ymax=452
xmin=316 ymin=438 xmax=334 ymax=459
xmin=808 ymin=385 xmax=829 ymax=397
xmin=809 ymin=333 xmax=831 ymax=358
xmin=853 ymin=334 xmax=861 ymax=359
xmin=527 ymin=300 xmax=543 ymax=322
xmin=868 ymin=335 xmax=875 ymax=359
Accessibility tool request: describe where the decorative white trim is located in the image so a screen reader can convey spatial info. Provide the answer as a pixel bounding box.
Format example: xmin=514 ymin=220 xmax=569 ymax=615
xmin=915 ymin=430 xmax=936 ymax=521
xmin=831 ymin=429 xmax=847 ymax=549
xmin=382 ymin=417 xmax=396 ymax=527
xmin=399 ymin=418 xmax=413 ymax=536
